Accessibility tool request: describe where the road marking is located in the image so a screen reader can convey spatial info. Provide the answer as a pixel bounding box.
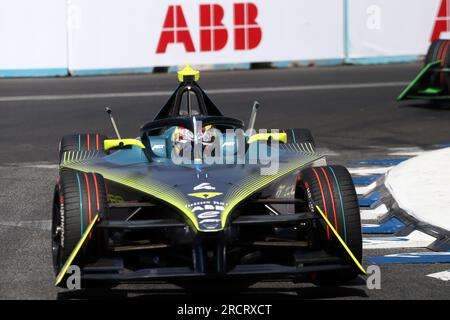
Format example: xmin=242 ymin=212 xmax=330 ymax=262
xmin=369 ymin=252 xmax=450 ymax=264
xmin=387 ymin=147 xmax=425 ymax=156
xmin=360 ymin=204 xmax=388 ymax=220
xmin=0 ymin=81 xmax=408 ymax=103
xmin=0 ymin=219 xmax=51 ymax=231
xmin=355 ymin=181 xmax=377 ymax=195
xmin=351 ymin=158 xmax=407 ymax=166
xmin=353 ymin=175 xmax=382 ymax=185
xmin=349 ymin=166 xmax=393 ymax=175
xmin=427 ymin=270 xmax=450 ymax=281
xmin=362 ymin=218 xmax=405 ymax=234
xmin=363 ymin=230 xmax=435 ymax=249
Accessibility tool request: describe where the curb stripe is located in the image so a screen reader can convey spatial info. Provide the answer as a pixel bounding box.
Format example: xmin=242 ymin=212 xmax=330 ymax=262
xmin=312 ymin=167 xmax=330 ymax=239
xmin=75 ymin=173 xmax=84 ymax=236
xmin=328 ymin=166 xmax=347 ymax=243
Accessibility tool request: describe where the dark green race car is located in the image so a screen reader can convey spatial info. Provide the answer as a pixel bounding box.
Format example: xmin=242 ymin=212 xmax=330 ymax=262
xmin=399 ymin=39 xmax=450 ymax=100
xmin=52 ymin=66 xmax=363 ymax=289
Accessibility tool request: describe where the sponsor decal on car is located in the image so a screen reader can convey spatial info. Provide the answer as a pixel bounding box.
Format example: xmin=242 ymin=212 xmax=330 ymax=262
xmin=186 ymin=200 xmax=227 ymax=230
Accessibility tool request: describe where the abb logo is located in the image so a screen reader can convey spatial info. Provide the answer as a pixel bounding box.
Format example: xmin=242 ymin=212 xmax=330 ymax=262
xmin=431 ymin=0 xmax=450 ymax=41
xmin=156 ymin=3 xmax=262 ymax=53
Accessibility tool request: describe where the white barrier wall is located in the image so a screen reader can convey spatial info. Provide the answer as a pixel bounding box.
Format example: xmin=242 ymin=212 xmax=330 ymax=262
xmin=0 ymin=0 xmax=68 ymax=76
xmin=347 ymin=0 xmax=440 ymax=60
xmin=67 ymin=0 xmax=344 ymax=73
xmin=0 ymin=0 xmax=447 ymax=76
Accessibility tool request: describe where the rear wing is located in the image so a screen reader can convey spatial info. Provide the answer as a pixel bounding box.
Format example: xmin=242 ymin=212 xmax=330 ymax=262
xmin=397 ymin=61 xmax=450 ymax=100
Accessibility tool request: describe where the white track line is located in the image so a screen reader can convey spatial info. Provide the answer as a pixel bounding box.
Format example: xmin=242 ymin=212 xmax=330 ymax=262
xmin=427 ymin=270 xmax=450 ymax=281
xmin=363 ymin=231 xmax=435 ymax=249
xmin=355 ymin=181 xmax=377 ymax=195
xmin=360 ymin=204 xmax=389 ymax=220
xmin=348 ymin=166 xmax=392 ymax=175
xmin=0 ymin=81 xmax=408 ymax=103
xmin=387 ymin=147 xmax=425 ymax=157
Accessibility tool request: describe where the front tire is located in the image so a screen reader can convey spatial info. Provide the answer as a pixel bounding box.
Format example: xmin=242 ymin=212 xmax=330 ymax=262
xmin=52 ymin=170 xmax=109 ymax=277
xmin=297 ymin=165 xmax=362 ymax=285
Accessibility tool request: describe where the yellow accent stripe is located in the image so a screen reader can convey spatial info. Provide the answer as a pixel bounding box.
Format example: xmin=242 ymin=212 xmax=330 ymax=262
xmin=247 ymin=132 xmax=287 ymax=144
xmin=315 ymin=205 xmax=366 ymax=274
xmin=55 ymin=214 xmax=100 ymax=286
xmin=104 ymin=139 xmax=145 ymax=151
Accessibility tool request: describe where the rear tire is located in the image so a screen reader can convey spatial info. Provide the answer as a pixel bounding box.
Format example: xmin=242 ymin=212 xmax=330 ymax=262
xmin=52 ymin=170 xmax=109 ymax=278
xmin=424 ymin=40 xmax=450 ymax=93
xmin=59 ymin=133 xmax=107 ymax=162
xmin=297 ymin=165 xmax=362 ymax=285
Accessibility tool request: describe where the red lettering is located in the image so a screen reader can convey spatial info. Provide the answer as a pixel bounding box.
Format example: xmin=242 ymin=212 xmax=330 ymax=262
xmin=234 ymin=3 xmax=262 ymax=50
xmin=431 ymin=0 xmax=450 ymax=41
xmin=156 ymin=3 xmax=262 ymax=53
xmin=200 ymin=4 xmax=228 ymax=52
xmin=156 ymin=5 xmax=195 ymax=53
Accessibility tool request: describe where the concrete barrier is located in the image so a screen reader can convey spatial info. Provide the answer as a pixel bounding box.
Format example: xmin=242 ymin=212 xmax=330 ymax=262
xmin=385 ymin=148 xmax=450 ymax=233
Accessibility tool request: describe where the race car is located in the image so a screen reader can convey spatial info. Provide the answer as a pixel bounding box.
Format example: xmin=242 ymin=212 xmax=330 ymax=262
xmin=398 ymin=39 xmax=450 ymax=100
xmin=52 ymin=65 xmax=363 ymax=289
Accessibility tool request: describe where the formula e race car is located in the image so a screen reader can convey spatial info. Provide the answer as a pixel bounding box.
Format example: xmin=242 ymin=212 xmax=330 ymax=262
xmin=398 ymin=39 xmax=450 ymax=100
xmin=52 ymin=65 xmax=363 ymax=289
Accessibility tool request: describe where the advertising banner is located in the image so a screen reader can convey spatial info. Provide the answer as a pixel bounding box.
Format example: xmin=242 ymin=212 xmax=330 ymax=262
xmin=347 ymin=0 xmax=441 ymax=60
xmin=0 ymin=0 xmax=68 ymax=76
xmin=67 ymin=0 xmax=345 ymax=72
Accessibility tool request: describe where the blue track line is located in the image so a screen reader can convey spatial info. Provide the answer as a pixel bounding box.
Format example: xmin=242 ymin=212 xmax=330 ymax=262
xmin=368 ymin=252 xmax=450 ymax=264
xmin=358 ymin=191 xmax=380 ymax=207
xmin=352 ymin=175 xmax=381 ymax=185
xmin=350 ymin=158 xmax=407 ymax=166
xmin=362 ymin=218 xmax=405 ymax=234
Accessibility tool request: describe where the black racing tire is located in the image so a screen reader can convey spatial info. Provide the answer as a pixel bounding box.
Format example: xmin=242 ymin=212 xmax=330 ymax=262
xmin=424 ymin=40 xmax=450 ymax=93
xmin=282 ymin=128 xmax=315 ymax=151
xmin=59 ymin=133 xmax=107 ymax=162
xmin=296 ymin=165 xmax=362 ymax=286
xmin=52 ymin=170 xmax=109 ymax=278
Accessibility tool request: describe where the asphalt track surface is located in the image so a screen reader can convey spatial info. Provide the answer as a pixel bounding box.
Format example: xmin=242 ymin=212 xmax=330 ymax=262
xmin=0 ymin=62 xmax=449 ymax=299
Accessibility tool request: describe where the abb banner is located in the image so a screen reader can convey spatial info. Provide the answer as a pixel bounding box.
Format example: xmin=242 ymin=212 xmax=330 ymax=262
xmin=347 ymin=0 xmax=440 ymax=59
xmin=0 ymin=0 xmax=67 ymax=74
xmin=67 ymin=0 xmax=344 ymax=71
